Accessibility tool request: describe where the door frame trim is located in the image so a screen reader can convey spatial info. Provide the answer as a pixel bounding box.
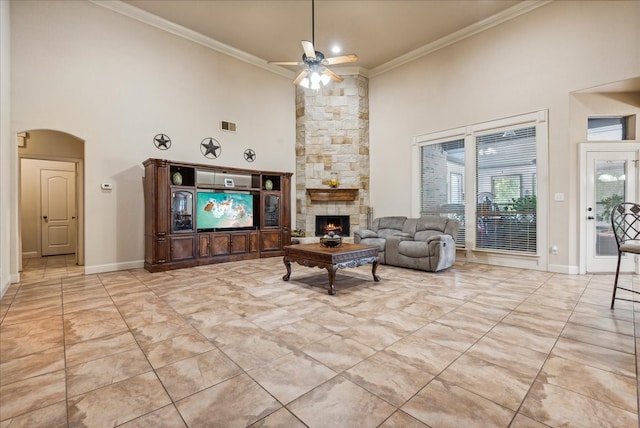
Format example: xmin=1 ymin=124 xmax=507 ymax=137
xmin=579 ymin=141 xmax=640 ymax=274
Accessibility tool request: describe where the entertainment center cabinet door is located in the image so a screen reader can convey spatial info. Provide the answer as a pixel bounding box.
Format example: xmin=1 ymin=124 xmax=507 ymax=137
xmin=262 ymin=192 xmax=280 ymax=228
xmin=212 ymin=234 xmax=231 ymax=256
xmin=260 ymin=230 xmax=281 ymax=252
xmin=230 ymin=233 xmax=249 ymax=254
xmin=170 ymin=189 xmax=194 ymax=233
xmin=146 ymin=234 xmax=169 ymax=265
xmin=198 ymin=234 xmax=211 ymax=258
xmin=170 ymin=235 xmax=195 ymax=261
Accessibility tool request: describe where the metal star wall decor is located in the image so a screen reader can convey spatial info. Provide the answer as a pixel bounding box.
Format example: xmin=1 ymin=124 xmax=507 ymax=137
xmin=244 ymin=149 xmax=256 ymax=162
xmin=200 ymin=137 xmax=221 ymax=159
xmin=153 ymin=134 xmax=171 ymax=150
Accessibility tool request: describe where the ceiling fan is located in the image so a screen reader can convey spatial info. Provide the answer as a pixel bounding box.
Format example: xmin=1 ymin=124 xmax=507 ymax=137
xmin=268 ymin=0 xmax=358 ymax=89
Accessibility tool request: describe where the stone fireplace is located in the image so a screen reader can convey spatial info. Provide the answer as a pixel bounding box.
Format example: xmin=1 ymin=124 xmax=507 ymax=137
xmin=295 ymin=74 xmax=370 ymax=238
xmin=315 ymin=215 xmax=350 ymax=237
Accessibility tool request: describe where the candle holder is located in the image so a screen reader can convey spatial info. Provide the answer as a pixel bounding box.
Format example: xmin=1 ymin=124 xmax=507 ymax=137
xmin=329 ymin=172 xmax=339 ymax=188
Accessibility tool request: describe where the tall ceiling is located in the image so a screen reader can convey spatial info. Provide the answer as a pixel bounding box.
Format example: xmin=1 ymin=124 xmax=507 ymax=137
xmin=121 ymin=0 xmax=526 ymax=73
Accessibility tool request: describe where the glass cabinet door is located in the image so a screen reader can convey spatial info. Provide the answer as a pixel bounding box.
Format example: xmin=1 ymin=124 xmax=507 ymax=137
xmin=171 ymin=189 xmax=194 ymax=233
xmin=263 ymin=193 xmax=280 ymax=228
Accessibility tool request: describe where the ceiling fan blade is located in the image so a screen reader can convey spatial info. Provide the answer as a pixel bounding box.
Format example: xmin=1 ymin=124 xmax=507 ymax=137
xmin=301 ymin=40 xmax=316 ymax=60
xmin=322 ymin=54 xmax=358 ymax=65
xmin=293 ymin=70 xmax=308 ymax=85
xmin=268 ymin=61 xmax=304 ymax=66
xmin=322 ymin=67 xmax=343 ymax=83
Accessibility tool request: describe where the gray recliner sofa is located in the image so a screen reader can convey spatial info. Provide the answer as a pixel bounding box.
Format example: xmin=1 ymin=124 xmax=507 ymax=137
xmin=354 ymin=215 xmax=459 ymax=272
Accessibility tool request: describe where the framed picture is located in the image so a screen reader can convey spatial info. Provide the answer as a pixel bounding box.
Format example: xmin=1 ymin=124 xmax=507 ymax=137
xmin=224 ymin=178 xmax=234 ymax=187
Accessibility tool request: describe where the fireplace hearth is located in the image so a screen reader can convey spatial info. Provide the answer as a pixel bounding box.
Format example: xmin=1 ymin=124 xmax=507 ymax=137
xmin=315 ymin=215 xmax=350 ymax=237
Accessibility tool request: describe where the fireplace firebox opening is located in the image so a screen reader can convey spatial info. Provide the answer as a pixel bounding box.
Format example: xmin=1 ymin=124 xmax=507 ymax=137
xmin=315 ymin=215 xmax=350 ymax=237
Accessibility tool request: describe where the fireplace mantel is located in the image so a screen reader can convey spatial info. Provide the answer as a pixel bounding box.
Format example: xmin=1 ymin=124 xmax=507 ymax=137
xmin=306 ymin=188 xmax=359 ymax=202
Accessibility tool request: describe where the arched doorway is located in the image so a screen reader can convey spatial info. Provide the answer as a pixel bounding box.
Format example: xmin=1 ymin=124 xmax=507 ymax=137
xmin=18 ymin=130 xmax=85 ymax=269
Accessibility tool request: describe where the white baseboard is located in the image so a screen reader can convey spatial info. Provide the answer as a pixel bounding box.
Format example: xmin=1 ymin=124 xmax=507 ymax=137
xmin=547 ymin=264 xmax=580 ymax=275
xmin=21 ymin=251 xmax=39 ymax=259
xmin=84 ymin=260 xmax=145 ymax=275
xmin=0 ymin=272 xmax=19 ymax=299
xmin=458 ymin=249 xmax=582 ymax=275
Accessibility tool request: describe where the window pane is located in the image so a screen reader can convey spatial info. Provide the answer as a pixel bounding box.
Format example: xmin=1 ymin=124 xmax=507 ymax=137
xmin=476 ymin=127 xmax=536 ymax=253
xmin=450 ymin=173 xmax=463 ymax=204
xmin=588 ymin=117 xmax=627 ymax=141
xmin=492 ymin=175 xmax=521 ymax=206
xmin=420 ymin=139 xmax=465 ymax=245
xmin=594 ymin=160 xmax=626 ymax=256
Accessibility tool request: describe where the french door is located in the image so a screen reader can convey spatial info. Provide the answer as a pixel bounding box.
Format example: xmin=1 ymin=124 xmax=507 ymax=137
xmin=583 ymin=144 xmax=639 ymax=273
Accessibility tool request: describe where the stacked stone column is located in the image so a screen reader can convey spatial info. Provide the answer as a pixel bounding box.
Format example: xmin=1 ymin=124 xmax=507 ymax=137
xmin=295 ymin=74 xmax=370 ymax=237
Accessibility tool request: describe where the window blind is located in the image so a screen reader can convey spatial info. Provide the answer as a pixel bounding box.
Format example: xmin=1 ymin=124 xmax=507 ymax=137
xmin=476 ymin=127 xmax=536 ymax=253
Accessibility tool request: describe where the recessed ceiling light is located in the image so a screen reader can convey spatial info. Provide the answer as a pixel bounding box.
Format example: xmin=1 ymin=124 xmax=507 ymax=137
xmin=331 ymin=45 xmax=341 ymax=54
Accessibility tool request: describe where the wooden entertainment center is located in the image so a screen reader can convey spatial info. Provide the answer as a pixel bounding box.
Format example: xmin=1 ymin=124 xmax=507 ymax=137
xmin=143 ymin=158 xmax=292 ymax=272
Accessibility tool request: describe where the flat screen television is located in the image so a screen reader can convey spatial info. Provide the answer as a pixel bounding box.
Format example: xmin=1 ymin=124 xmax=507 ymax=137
xmin=196 ymin=191 xmax=254 ymax=231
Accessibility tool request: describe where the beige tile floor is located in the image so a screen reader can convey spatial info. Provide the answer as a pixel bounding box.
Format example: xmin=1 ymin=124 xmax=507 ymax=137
xmin=0 ymin=254 xmax=638 ymax=427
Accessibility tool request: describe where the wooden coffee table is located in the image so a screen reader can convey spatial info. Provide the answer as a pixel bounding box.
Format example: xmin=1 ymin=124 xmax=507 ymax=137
xmin=282 ymin=243 xmax=380 ymax=295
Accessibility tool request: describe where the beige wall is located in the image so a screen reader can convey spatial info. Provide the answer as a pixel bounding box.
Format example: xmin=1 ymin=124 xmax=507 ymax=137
xmin=19 ymin=129 xmax=84 ymax=159
xmin=9 ymin=0 xmax=296 ymax=275
xmin=369 ymin=1 xmax=640 ymax=273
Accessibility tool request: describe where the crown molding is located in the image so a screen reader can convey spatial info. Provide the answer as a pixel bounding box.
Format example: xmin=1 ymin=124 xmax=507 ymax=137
xmin=92 ymin=0 xmax=550 ymax=82
xmin=369 ymin=0 xmax=552 ymax=78
xmin=332 ymin=66 xmax=369 ymax=78
xmin=90 ymin=0 xmax=296 ymax=80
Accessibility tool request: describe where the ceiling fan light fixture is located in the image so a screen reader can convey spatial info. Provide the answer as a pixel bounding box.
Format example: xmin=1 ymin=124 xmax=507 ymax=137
xmin=269 ymin=0 xmax=357 ymax=90
xmin=298 ymin=68 xmax=331 ymax=90
xmin=310 ymin=71 xmax=321 ymax=84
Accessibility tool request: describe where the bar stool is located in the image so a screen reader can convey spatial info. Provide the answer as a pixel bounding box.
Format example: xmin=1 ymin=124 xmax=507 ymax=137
xmin=610 ymin=202 xmax=640 ymax=308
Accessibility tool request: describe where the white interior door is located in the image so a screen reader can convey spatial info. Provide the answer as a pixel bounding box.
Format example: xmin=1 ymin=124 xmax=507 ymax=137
xmin=41 ymin=169 xmax=77 ymax=256
xmin=585 ymin=149 xmax=638 ymax=273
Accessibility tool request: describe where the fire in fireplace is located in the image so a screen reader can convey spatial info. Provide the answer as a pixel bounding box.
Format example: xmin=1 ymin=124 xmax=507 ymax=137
xmin=315 ymin=215 xmax=350 ymax=237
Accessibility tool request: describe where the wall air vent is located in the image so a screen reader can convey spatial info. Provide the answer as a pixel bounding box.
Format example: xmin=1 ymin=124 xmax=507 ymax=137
xmin=221 ymin=121 xmax=237 ymax=132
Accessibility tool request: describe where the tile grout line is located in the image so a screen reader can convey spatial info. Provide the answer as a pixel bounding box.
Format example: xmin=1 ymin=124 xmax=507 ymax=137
xmin=511 ymin=274 xmax=640 ymax=423
xmin=3 ymin=259 xmax=638 ymax=427
xmin=98 ymin=274 xmax=192 ymax=428
xmin=60 ymin=274 xmax=70 ymax=428
xmin=412 ymin=270 xmax=554 ymax=426
xmin=506 ymin=273 xmax=593 ymax=426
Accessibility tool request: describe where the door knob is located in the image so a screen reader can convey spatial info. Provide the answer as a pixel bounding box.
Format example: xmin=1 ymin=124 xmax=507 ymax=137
xmin=43 ymin=215 xmax=48 ymax=221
